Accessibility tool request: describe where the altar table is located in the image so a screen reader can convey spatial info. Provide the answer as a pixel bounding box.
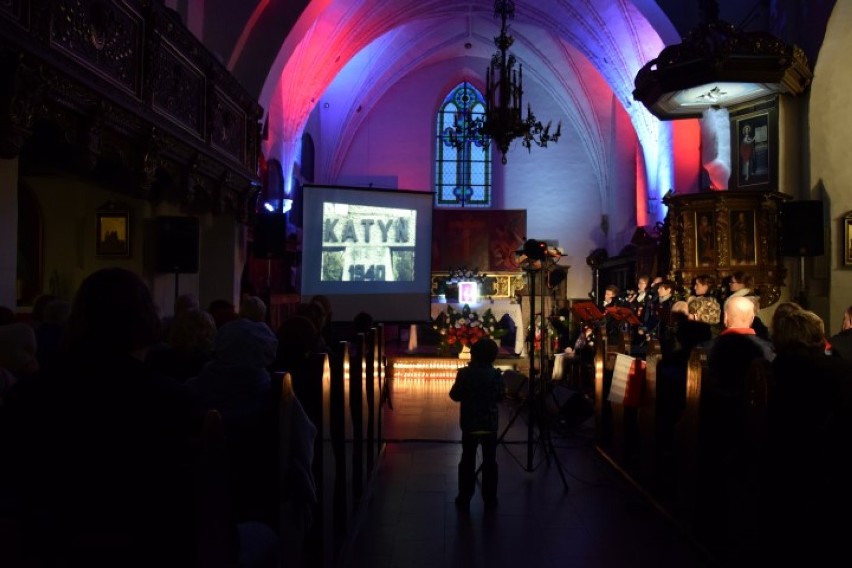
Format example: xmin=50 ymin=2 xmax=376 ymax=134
xmin=407 ymin=300 xmax=526 ymax=356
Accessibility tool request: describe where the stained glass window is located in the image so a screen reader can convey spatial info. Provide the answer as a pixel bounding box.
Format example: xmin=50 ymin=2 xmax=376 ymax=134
xmin=435 ymin=83 xmax=491 ymax=207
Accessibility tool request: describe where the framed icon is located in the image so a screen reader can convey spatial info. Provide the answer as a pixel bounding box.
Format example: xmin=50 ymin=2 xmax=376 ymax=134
xmin=96 ymin=209 xmax=130 ymax=257
xmin=844 ymin=212 xmax=852 ymax=266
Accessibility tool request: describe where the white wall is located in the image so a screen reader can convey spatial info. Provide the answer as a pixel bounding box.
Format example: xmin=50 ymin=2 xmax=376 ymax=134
xmin=809 ymin=1 xmax=852 ymax=333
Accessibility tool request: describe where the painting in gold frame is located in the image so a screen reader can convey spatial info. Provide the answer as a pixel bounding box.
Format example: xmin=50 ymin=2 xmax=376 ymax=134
xmin=845 ymin=213 xmax=852 ymax=266
xmin=730 ymin=209 xmax=756 ymax=266
xmin=96 ymin=210 xmax=130 ymax=257
xmin=695 ymin=211 xmax=716 ymax=267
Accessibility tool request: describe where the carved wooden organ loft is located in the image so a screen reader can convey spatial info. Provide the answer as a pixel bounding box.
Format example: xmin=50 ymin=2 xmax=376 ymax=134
xmin=1 ymin=0 xmax=262 ymax=220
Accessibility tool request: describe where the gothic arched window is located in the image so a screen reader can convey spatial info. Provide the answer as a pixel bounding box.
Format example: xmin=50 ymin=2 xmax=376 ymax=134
xmin=435 ymin=83 xmax=491 ymax=207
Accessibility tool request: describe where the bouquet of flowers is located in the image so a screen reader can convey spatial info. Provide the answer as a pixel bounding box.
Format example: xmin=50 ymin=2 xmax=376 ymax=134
xmin=432 ymin=304 xmax=507 ymax=355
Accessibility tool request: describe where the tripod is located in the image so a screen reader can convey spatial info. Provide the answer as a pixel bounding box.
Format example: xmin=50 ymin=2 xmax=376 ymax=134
xmin=487 ymin=262 xmax=569 ymax=491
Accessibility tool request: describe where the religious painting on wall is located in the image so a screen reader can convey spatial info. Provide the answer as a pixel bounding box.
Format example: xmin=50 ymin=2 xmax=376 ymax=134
xmin=845 ymin=212 xmax=852 ymax=267
xmin=728 ymin=97 xmax=778 ymax=191
xmin=431 ymin=209 xmax=527 ymax=273
xmin=730 ymin=209 xmax=757 ymax=265
xmin=96 ymin=208 xmax=130 ymax=257
xmin=694 ymin=211 xmax=716 ymax=267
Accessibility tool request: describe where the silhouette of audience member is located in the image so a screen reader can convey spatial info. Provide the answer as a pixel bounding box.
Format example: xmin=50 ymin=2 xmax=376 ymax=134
xmin=294 ymin=301 xmax=330 ymax=353
xmin=697 ymin=295 xmax=775 ymax=550
xmin=353 ymin=310 xmax=374 ymax=335
xmin=351 ymin=311 xmax=375 ymax=355
xmin=450 ymin=338 xmax=504 ymax=511
xmin=146 ymin=307 xmax=217 ymax=382
xmin=767 ymin=307 xmax=852 ymax=564
xmin=828 ymin=304 xmax=852 ymax=360
xmin=2 ymin=267 xmax=202 ymax=567
xmin=187 ymin=318 xmax=281 ymax=523
xmin=655 ymin=318 xmax=712 ymax=489
xmin=0 ymin=323 xmax=39 ymax=405
xmin=28 ymin=293 xmax=57 ymax=329
xmin=0 ymin=305 xmax=15 ymax=325
xmin=240 ymin=295 xmax=268 ymax=324
xmin=34 ymin=299 xmax=70 ymax=370
xmin=273 ymin=315 xmax=321 ymax=374
xmin=708 ymin=296 xmax=775 ymax=392
xmin=310 ymin=294 xmax=342 ymax=357
xmin=208 ymin=298 xmax=239 ymax=329
xmin=160 ymin=293 xmax=200 ymax=341
xmin=188 ymin=318 xmax=278 ymax=420
xmin=770 ymin=301 xmax=803 ymax=328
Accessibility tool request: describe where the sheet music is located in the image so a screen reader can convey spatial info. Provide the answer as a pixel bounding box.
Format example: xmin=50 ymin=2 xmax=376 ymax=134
xmin=608 ymin=353 xmax=635 ymax=404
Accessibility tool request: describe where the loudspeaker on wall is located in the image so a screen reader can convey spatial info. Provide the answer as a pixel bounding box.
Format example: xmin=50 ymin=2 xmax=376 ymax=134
xmin=155 ymin=216 xmax=199 ymax=273
xmin=253 ymin=214 xmax=288 ymax=258
xmin=780 ymin=200 xmax=824 ymax=257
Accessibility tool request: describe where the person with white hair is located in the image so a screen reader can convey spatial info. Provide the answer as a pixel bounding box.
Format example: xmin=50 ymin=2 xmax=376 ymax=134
xmin=707 ymin=295 xmax=775 ymax=393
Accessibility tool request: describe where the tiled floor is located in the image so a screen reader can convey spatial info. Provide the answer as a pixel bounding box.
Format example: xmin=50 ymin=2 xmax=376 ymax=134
xmin=340 ymin=369 xmax=718 ymax=568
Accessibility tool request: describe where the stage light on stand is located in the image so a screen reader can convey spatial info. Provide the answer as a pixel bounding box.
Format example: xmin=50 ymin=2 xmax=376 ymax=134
xmin=262 ymin=198 xmax=294 ymax=214
xmin=523 ymin=239 xmax=548 ymax=261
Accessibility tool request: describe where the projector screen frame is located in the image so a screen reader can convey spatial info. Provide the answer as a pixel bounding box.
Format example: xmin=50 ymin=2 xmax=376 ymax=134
xmin=301 ymin=184 xmax=434 ymax=323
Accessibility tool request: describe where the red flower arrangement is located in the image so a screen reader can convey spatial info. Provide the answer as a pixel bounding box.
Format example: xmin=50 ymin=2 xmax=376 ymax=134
xmin=432 ymin=304 xmax=506 ymax=354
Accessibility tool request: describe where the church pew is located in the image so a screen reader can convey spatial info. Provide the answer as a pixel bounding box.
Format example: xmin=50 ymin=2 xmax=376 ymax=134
xmin=364 ymin=327 xmax=380 ymax=476
xmin=195 ymin=409 xmax=234 ymax=568
xmin=594 ymin=333 xmax=644 ymax=473
xmin=328 ymin=342 xmax=351 ymax=561
xmin=636 ymin=345 xmax=661 ymax=488
xmin=291 ymin=352 xmax=333 ymax=568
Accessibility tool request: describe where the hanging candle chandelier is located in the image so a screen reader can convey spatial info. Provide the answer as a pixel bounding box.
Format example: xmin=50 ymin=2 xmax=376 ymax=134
xmin=447 ymin=0 xmax=560 ymax=164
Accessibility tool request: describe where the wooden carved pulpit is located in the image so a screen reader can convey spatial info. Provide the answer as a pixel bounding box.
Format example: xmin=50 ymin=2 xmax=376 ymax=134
xmin=663 ymin=191 xmax=790 ymax=308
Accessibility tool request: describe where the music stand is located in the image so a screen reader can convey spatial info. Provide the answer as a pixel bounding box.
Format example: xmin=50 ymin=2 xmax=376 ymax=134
xmin=605 ymin=306 xmax=641 ymax=326
xmin=571 ymin=301 xmax=605 ymax=323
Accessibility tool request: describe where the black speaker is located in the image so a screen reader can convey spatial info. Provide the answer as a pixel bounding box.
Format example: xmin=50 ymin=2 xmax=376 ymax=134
xmin=253 ymin=214 xmax=288 ymax=258
xmin=548 ymin=386 xmax=594 ymax=428
xmin=781 ymin=200 xmax=824 ymax=257
xmin=155 ymin=216 xmax=199 ymax=273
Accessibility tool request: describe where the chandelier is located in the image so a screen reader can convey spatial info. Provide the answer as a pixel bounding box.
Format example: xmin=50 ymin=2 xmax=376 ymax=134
xmin=446 ymin=0 xmax=560 ymax=164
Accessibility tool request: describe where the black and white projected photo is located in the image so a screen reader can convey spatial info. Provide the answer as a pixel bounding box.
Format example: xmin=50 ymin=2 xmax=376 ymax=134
xmin=320 ymin=203 xmax=416 ymax=282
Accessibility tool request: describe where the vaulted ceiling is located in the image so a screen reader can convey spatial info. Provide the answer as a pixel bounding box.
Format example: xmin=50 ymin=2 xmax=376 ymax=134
xmin=186 ymin=0 xmax=833 ymax=218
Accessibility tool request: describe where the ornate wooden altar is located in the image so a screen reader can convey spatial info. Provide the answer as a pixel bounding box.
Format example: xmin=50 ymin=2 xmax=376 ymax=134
xmin=663 ymin=191 xmax=790 ymax=307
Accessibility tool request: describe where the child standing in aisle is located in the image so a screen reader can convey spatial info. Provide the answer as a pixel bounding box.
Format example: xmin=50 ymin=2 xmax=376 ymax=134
xmin=449 ymin=338 xmax=505 ymax=511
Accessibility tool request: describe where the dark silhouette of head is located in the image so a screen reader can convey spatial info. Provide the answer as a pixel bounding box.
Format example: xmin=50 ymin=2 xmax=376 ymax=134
xmin=470 ymin=338 xmax=498 ymax=366
xmin=64 ymin=268 xmax=160 ymax=355
xmin=353 ymin=311 xmax=374 ymax=335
